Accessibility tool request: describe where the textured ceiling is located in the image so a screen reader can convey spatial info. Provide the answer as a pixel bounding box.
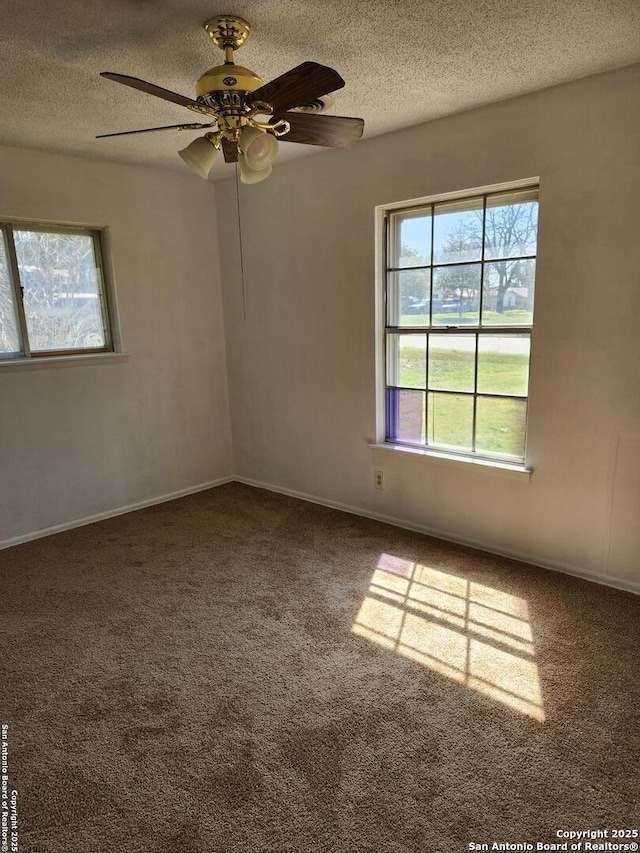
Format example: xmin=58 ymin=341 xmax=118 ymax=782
xmin=1 ymin=0 xmax=639 ymax=178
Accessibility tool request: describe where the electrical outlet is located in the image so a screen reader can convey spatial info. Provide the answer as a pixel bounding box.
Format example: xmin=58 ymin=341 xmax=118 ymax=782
xmin=374 ymin=470 xmax=385 ymax=490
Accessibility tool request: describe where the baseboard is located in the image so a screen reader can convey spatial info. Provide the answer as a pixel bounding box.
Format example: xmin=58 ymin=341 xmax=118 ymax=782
xmin=0 ymin=476 xmax=234 ymax=551
xmin=4 ymin=472 xmax=638 ymax=597
xmin=234 ymin=476 xmax=640 ymax=597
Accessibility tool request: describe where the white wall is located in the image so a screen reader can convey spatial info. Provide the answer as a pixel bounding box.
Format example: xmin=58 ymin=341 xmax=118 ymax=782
xmin=216 ymin=64 xmax=640 ymax=592
xmin=0 ymin=146 xmax=232 ymax=545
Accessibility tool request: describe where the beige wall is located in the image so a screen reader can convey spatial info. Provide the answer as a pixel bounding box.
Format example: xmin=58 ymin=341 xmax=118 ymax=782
xmin=0 ymin=146 xmax=232 ymax=544
xmin=2 ymin=66 xmax=638 ymax=591
xmin=216 ymin=64 xmax=640 ymax=592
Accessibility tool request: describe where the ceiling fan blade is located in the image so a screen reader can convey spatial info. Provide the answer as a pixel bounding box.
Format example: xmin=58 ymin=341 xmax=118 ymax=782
xmin=100 ymin=72 xmax=213 ymax=115
xmin=271 ymin=112 xmax=364 ymax=147
xmin=221 ymin=138 xmax=239 ymax=163
xmin=96 ymin=123 xmax=213 ymax=139
xmin=250 ymin=62 xmax=344 ymax=114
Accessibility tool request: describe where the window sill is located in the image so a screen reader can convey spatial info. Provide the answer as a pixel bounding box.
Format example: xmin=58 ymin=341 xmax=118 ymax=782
xmin=0 ymin=351 xmax=130 ymax=372
xmin=370 ymin=442 xmax=532 ymax=478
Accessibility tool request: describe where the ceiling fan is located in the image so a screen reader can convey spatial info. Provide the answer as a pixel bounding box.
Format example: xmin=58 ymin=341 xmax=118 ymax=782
xmin=97 ymin=15 xmax=365 ymax=183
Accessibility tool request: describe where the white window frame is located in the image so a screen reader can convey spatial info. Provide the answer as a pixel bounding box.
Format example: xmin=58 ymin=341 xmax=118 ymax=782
xmin=374 ymin=178 xmax=540 ymax=474
xmin=0 ymin=219 xmax=122 ymax=363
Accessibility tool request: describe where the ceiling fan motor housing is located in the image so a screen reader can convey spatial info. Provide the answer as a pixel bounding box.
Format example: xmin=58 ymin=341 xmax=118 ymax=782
xmin=195 ymin=64 xmax=264 ymax=108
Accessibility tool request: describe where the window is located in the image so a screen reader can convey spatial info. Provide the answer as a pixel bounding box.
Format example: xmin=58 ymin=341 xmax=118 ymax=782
xmin=383 ymin=184 xmax=539 ymax=465
xmin=0 ymin=222 xmax=116 ymax=360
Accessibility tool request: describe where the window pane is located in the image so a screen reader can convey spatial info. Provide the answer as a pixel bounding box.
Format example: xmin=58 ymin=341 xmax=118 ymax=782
xmin=433 ymin=198 xmax=483 ymax=265
xmin=387 ymin=269 xmax=431 ymax=326
xmin=0 ymin=232 xmax=21 ymax=355
xmin=482 ymin=258 xmax=535 ymax=326
xmin=384 ymin=188 xmax=537 ymax=462
xmin=428 ymin=334 xmax=475 ymax=392
xmin=390 ymin=210 xmax=431 ymax=268
xmin=432 ymin=264 xmax=481 ymax=326
xmin=387 ymin=388 xmax=425 ymax=443
xmin=475 ymin=396 xmax=527 ymax=459
xmin=485 ymin=190 xmax=538 ymax=260
xmin=477 ymin=335 xmax=530 ymax=396
xmin=14 ymin=230 xmax=107 ymax=352
xmin=427 ymin=392 xmax=473 ymax=450
xmin=387 ymin=333 xmax=426 ymax=389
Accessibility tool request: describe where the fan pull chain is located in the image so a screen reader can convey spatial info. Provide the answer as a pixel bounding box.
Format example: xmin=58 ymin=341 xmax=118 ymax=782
xmin=234 ymin=162 xmax=248 ymax=321
xmin=235 ymin=160 xmax=247 ymax=322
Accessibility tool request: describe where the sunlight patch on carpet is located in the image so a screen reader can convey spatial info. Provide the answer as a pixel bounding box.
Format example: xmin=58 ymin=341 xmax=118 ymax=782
xmin=352 ymin=554 xmax=545 ymax=721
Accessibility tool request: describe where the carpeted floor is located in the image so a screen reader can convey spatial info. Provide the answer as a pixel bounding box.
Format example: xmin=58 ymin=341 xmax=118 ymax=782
xmin=2 ymin=482 xmax=639 ymax=852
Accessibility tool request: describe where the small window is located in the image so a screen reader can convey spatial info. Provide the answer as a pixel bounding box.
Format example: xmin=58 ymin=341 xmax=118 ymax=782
xmin=383 ymin=185 xmax=539 ymax=465
xmin=0 ymin=222 xmax=116 ymax=360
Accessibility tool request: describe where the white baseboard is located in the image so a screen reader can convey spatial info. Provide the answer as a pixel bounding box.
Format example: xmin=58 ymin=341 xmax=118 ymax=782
xmin=4 ymin=472 xmax=638 ymax=597
xmin=234 ymin=476 xmax=640 ymax=597
xmin=0 ymin=476 xmax=234 ymax=551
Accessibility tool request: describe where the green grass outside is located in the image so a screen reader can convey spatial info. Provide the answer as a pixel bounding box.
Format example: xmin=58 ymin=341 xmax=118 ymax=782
xmin=393 ymin=346 xmax=528 ymax=457
xmin=427 ymin=393 xmax=526 ymax=457
xmin=397 ymin=345 xmax=529 ymax=396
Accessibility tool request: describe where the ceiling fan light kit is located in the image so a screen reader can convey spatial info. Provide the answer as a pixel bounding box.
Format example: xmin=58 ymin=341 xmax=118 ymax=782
xmin=239 ymin=124 xmax=278 ymax=164
xmin=178 ymin=135 xmax=218 ymax=179
xmin=238 ymin=156 xmax=272 ymax=184
xmin=97 ymin=14 xmax=364 ymax=182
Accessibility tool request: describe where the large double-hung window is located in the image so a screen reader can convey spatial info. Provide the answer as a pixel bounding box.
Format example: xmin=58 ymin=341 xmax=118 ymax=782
xmin=383 ymin=184 xmax=539 ymax=465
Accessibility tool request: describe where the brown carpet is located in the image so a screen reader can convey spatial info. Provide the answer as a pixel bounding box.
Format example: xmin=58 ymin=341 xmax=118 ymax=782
xmin=2 ymin=482 xmax=639 ymax=852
